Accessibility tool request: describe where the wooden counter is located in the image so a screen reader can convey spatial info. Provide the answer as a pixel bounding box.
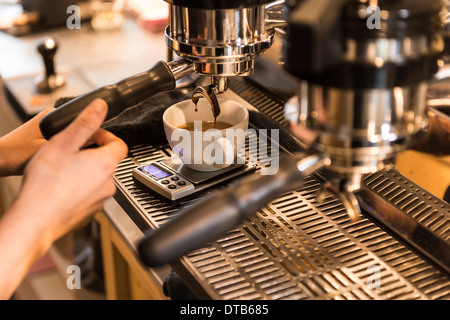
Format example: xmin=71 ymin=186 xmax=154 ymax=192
xmin=397 ymin=151 xmax=450 ymax=201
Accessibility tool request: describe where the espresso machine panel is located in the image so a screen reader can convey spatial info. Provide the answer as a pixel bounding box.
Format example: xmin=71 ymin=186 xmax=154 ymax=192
xmin=136 ymin=0 xmax=450 ymax=280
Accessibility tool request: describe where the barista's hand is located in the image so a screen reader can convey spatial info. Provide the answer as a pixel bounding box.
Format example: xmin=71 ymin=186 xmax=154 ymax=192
xmin=0 ymin=99 xmax=128 ymax=299
xmin=18 ymin=98 xmax=128 ymax=247
xmin=0 ymin=107 xmax=54 ymax=177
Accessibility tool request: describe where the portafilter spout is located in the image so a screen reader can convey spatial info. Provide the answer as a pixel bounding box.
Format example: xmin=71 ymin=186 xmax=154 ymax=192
xmin=191 ymin=85 xmax=221 ymax=120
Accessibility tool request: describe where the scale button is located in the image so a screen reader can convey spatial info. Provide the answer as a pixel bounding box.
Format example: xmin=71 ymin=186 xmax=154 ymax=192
xmin=161 ymin=180 xmax=170 ymax=185
xmin=168 ymin=184 xmax=177 ymax=189
xmin=177 ymin=181 xmax=186 ymax=186
xmin=171 ymin=177 xmax=180 ymax=181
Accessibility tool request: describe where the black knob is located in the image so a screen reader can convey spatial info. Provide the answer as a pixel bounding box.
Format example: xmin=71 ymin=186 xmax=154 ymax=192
xmin=37 ymin=37 xmax=58 ymax=78
xmin=35 ymin=37 xmax=66 ymax=94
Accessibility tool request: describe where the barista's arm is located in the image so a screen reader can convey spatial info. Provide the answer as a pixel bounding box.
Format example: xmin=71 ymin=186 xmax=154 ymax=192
xmin=0 ymin=108 xmax=54 ymax=177
xmin=0 ymin=100 xmax=128 ymax=299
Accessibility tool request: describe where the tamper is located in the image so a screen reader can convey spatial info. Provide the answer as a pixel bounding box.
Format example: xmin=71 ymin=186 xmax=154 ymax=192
xmin=34 ymin=37 xmax=66 ymax=94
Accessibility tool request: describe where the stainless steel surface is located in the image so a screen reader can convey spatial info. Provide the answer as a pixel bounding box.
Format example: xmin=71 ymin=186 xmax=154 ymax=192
xmin=291 ymin=81 xmax=429 ymax=177
xmin=283 ymin=1 xmax=445 ymax=221
xmin=265 ymin=0 xmax=288 ymax=31
xmin=355 ymin=187 xmax=450 ymax=276
xmin=166 ymin=59 xmax=194 ymax=81
xmin=343 ymin=35 xmax=444 ymax=66
xmin=211 ymin=76 xmax=230 ymax=94
xmin=229 ymin=77 xmax=288 ymax=126
xmin=191 ymin=85 xmax=221 ymax=119
xmin=296 ymin=154 xmax=330 ymax=177
xmin=114 ymin=79 xmax=450 ymax=300
xmin=363 ymin=170 xmax=450 ymax=243
xmin=115 ymin=143 xmax=450 ymax=300
xmin=3 ymin=3 xmax=446 ymax=300
xmin=166 ymin=4 xmax=275 ymax=79
xmin=318 ymin=182 xmax=362 ymax=223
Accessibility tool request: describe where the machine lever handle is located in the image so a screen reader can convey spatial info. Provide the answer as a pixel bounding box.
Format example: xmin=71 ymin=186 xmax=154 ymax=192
xmin=138 ymin=153 xmax=326 ymax=268
xmin=39 ymin=60 xmax=178 ymax=140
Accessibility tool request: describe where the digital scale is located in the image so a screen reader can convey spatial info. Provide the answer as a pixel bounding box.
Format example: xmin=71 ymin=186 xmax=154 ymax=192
xmin=132 ymin=157 xmax=258 ymax=201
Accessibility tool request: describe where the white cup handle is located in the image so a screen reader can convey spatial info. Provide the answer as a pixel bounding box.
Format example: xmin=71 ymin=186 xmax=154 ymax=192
xmin=212 ymin=136 xmax=235 ymax=168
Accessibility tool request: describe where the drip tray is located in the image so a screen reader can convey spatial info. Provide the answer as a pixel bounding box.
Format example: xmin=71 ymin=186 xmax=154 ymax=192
xmin=113 ymin=78 xmax=450 ymax=299
xmin=114 ymin=142 xmax=450 ymax=300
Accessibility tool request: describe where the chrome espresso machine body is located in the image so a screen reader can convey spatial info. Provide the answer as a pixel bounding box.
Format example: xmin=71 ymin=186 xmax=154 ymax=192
xmin=165 ymin=0 xmax=276 ymax=91
xmin=38 ymin=0 xmax=450 ymax=295
xmin=284 ymin=0 xmax=446 ymax=218
xmin=136 ymin=0 xmax=450 ymax=276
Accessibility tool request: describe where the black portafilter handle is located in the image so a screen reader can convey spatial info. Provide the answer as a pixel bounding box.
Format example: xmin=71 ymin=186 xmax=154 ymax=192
xmin=39 ymin=60 xmax=177 ymax=140
xmin=138 ymin=153 xmax=320 ymax=268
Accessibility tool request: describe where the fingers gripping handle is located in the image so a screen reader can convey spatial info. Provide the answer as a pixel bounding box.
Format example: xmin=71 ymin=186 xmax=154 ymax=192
xmin=39 ymin=61 xmax=177 ymax=140
xmin=138 ymin=154 xmax=315 ymax=268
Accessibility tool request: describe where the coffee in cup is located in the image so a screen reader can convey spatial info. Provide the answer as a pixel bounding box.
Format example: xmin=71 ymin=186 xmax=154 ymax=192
xmin=163 ymin=98 xmax=249 ymax=172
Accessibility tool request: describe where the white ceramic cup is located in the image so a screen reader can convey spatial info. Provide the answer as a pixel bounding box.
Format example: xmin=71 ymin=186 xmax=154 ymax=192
xmin=163 ymin=98 xmax=249 ymax=171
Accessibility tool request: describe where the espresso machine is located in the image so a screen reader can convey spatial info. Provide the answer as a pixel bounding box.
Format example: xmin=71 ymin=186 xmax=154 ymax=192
xmin=38 ymin=0 xmax=450 ymax=295
xmin=284 ymin=0 xmax=445 ymax=219
xmin=134 ymin=0 xmax=450 ymax=275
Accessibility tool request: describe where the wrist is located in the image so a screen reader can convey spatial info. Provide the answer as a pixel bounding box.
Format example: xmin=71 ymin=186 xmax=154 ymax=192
xmin=0 ymin=137 xmax=11 ymax=177
xmin=0 ymin=135 xmax=26 ymax=177
xmin=0 ymin=196 xmax=52 ymax=298
xmin=5 ymin=191 xmax=54 ymax=256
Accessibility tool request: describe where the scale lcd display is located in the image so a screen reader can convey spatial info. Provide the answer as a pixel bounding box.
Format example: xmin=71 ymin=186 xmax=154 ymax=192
xmin=140 ymin=164 xmax=172 ymax=180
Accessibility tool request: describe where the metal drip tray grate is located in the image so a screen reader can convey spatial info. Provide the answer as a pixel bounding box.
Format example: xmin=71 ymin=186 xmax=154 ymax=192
xmin=115 ymin=144 xmax=450 ymax=300
xmin=113 ymin=77 xmax=450 ymax=300
xmin=364 ymin=170 xmax=450 ymax=241
xmin=177 ymin=176 xmax=450 ymax=300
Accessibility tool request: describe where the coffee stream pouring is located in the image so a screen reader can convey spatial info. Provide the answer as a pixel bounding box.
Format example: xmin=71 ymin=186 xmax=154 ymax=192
xmin=137 ymin=0 xmax=449 ymax=269
xmin=191 ymin=85 xmax=221 ymax=128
